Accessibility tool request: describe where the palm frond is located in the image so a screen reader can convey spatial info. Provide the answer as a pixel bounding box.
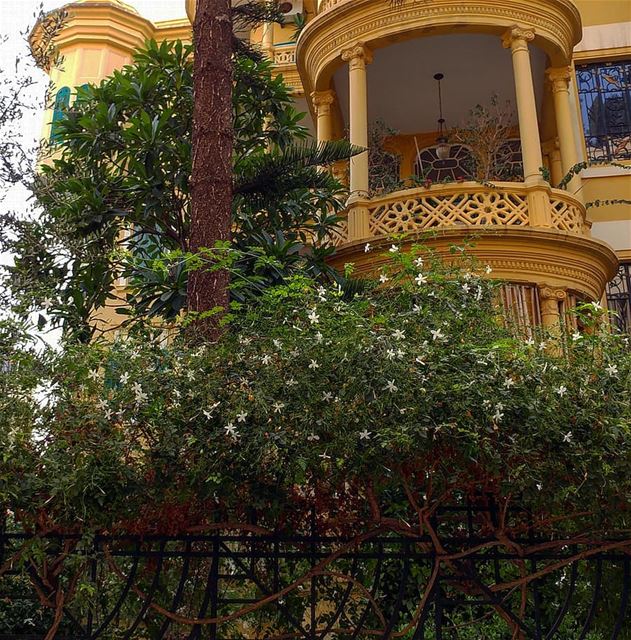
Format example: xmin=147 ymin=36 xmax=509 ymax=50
xmin=234 ymin=140 xmax=362 ymax=196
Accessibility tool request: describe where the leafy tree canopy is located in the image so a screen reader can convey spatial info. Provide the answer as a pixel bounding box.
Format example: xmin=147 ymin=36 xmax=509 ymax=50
xmin=2 ymin=40 xmax=356 ymax=341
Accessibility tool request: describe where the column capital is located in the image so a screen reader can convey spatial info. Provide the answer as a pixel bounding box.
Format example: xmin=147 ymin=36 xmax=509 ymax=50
xmin=546 ymin=66 xmax=572 ymax=92
xmin=502 ymin=26 xmax=535 ymax=51
xmin=539 ymin=285 xmax=567 ymax=303
xmin=341 ymin=42 xmax=373 ymax=70
xmin=311 ymin=89 xmax=336 ymax=111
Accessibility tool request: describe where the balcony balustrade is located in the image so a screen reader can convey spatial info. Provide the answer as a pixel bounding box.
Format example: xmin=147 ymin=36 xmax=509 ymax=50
xmin=327 ymin=181 xmax=589 ymax=247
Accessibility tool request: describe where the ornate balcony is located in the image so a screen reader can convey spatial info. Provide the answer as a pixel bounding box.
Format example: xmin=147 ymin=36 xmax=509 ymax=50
xmin=326 ymin=182 xmax=617 ymax=309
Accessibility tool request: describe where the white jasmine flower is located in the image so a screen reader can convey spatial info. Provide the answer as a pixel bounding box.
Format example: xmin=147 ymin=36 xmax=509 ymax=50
xmin=134 ymin=386 xmax=148 ymax=404
xmin=239 ymin=336 xmax=252 ymax=346
xmin=430 ymin=328 xmax=444 ymax=341
xmin=572 ymin=331 xmax=582 ymax=342
xmin=383 ymin=380 xmax=398 ymax=393
xmin=412 ymin=304 xmax=422 ymax=313
xmin=392 ymin=329 xmax=405 ymax=340
xmin=225 ymin=422 xmax=238 ymax=437
xmin=261 ymin=354 xmax=272 ymax=365
xmin=319 ymin=451 xmax=331 ymax=460
xmin=286 ymin=378 xmax=298 ymax=387
xmin=562 ymin=431 xmax=573 ymax=443
xmin=322 ymin=391 xmax=333 ymax=401
xmin=307 ymin=433 xmax=320 ymax=442
xmin=97 ymin=399 xmax=108 ymax=410
xmin=119 ymin=372 xmax=130 ymax=385
xmin=272 ymin=401 xmax=285 ymax=413
xmin=237 ymin=411 xmax=248 ymax=423
xmin=173 ymin=389 xmax=181 ymax=399
xmin=364 ymin=243 xmax=372 ymax=253
xmin=315 ymin=332 xmax=323 ymax=343
xmin=492 ymin=409 xmax=504 ymax=422
xmin=386 ymin=349 xmax=397 ymax=360
xmin=307 ymin=309 xmax=319 ymax=325
xmin=379 ymin=273 xmax=389 ymax=284
xmin=273 ymin=339 xmax=282 ymax=349
xmin=88 ymin=369 xmax=100 ymax=381
xmin=485 ymin=265 xmax=493 ymax=274
xmin=555 ymin=386 xmax=567 ymax=397
xmin=187 ymin=370 xmax=195 ymax=381
xmin=504 ymin=377 xmax=515 ymax=389
xmin=606 ymin=364 xmax=618 ymax=376
xmin=525 ymin=338 xmax=535 ymax=347
xmin=414 ymin=257 xmax=424 ymax=268
xmin=359 ymin=429 xmax=371 ymax=440
xmin=41 ymin=298 xmax=53 ymax=310
xmin=415 ymin=273 xmax=427 ymax=286
xmin=104 ymin=408 xmax=113 ymax=421
xmin=591 ymin=301 xmax=603 ymax=311
xmin=389 ymin=244 xmax=399 ymax=253
xmin=203 ymin=410 xmax=213 ymax=420
xmin=461 ymin=283 xmax=470 ymax=293
xmin=309 ymin=359 xmax=320 ymax=370
xmin=536 ymin=482 xmax=543 ymax=491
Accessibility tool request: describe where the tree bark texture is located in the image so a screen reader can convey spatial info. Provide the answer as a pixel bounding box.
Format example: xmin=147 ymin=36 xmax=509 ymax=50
xmin=188 ymin=0 xmax=233 ymax=320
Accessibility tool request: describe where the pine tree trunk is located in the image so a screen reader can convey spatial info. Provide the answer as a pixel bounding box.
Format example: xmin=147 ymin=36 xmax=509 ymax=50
xmin=188 ymin=0 xmax=233 ymax=327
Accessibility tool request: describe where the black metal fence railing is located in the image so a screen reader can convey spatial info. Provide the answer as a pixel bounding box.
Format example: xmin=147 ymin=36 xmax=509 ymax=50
xmin=1 ymin=502 xmax=630 ymax=639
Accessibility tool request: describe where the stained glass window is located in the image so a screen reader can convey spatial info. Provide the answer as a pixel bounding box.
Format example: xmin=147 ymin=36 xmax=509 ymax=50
xmin=576 ymin=61 xmax=631 ymax=162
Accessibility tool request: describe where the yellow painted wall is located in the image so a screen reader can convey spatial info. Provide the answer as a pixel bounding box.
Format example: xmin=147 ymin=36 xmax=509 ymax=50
xmin=573 ymin=0 xmax=631 ymax=26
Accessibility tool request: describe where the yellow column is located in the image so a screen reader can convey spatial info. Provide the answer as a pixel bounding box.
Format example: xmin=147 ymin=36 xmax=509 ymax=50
xmin=539 ymin=285 xmax=567 ymax=349
xmin=341 ymin=43 xmax=372 ymax=240
xmin=262 ymin=22 xmax=274 ymax=60
xmin=503 ymin=26 xmax=551 ymax=227
xmin=546 ymin=67 xmax=583 ymax=196
xmin=311 ymin=89 xmax=336 ymax=143
xmin=550 ymin=142 xmax=563 ymax=186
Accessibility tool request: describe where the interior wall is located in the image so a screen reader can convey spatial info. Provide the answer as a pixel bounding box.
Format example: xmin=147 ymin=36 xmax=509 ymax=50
xmin=332 ymin=33 xmax=547 ymax=136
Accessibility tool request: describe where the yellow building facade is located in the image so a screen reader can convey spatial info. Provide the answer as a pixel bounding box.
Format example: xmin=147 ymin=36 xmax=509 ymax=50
xmin=37 ymin=0 xmax=631 ymax=333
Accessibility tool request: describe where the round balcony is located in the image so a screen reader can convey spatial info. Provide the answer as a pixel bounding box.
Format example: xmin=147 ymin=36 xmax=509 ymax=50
xmin=299 ymin=0 xmax=582 ymax=96
xmin=326 ymin=182 xmax=618 ymax=305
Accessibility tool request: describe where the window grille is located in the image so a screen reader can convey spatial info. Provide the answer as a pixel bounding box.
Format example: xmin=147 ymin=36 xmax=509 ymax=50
xmin=606 ymin=262 xmax=631 ymax=334
xmin=576 ymin=61 xmax=631 ymax=162
xmin=414 ymin=139 xmax=523 ymax=182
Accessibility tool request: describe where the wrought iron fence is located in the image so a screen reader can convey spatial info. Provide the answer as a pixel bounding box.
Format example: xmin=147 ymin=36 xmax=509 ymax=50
xmin=1 ymin=502 xmax=630 ymax=639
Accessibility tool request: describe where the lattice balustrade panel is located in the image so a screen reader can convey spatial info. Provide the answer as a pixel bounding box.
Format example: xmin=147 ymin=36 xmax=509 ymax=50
xmin=550 ymin=197 xmax=585 ymax=234
xmin=318 ymin=0 xmax=344 ymax=12
xmin=324 ymin=218 xmax=348 ymax=247
xmin=273 ymin=47 xmax=296 ymax=65
xmin=368 ymin=190 xmax=529 ymax=236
